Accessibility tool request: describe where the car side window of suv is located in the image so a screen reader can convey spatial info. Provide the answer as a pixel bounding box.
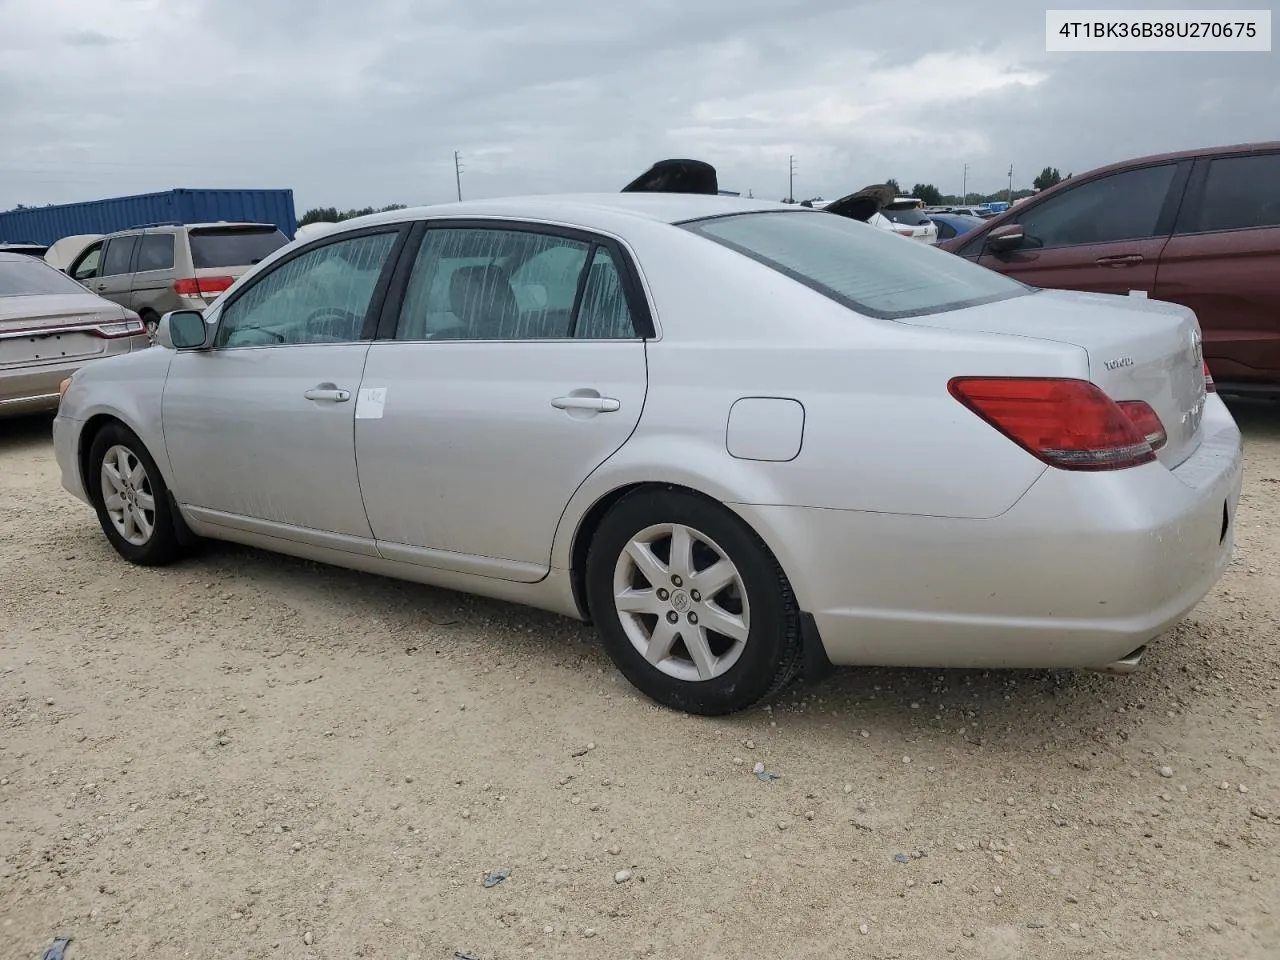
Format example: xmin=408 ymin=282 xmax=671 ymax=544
xmin=99 ymin=235 xmax=139 ymax=277
xmin=214 ymin=230 xmax=399 ymax=348
xmin=135 ymin=234 xmax=176 ymax=272
xmin=71 ymin=243 xmax=103 ymax=281
xmin=1009 ymin=164 xmax=1178 ymax=249
xmin=1187 ymin=153 xmax=1280 ymax=233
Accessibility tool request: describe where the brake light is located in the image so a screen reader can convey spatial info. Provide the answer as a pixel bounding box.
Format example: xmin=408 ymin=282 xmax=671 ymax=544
xmin=948 ymin=377 xmax=1158 ymax=471
xmin=173 ymin=276 xmax=234 ymax=298
xmin=1203 ymin=361 xmax=1216 ymax=393
xmin=1115 ymin=400 xmax=1167 ymax=451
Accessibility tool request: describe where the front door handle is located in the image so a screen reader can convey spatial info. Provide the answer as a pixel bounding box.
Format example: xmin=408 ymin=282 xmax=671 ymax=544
xmin=1095 ymin=254 xmax=1145 ymax=266
xmin=303 ymin=386 xmax=352 ymax=402
xmin=551 ymin=395 xmax=620 ymax=413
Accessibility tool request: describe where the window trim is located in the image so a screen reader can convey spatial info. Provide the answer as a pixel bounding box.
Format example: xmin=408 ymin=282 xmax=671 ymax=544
xmin=69 ymin=240 xmax=105 ymax=280
xmin=374 ymin=217 xmax=656 ymax=342
xmin=1173 ymin=149 xmax=1280 ymax=237
xmin=99 ymin=233 xmax=141 ymax=278
xmin=210 ymin=223 xmax=412 ymax=351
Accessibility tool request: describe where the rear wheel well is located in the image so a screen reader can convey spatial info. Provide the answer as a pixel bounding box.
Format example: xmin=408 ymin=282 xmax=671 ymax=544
xmin=570 ymin=482 xmax=741 ymax=621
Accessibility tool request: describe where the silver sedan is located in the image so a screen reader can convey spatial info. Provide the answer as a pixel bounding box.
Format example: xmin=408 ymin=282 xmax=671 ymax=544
xmin=53 ymin=195 xmax=1243 ymax=715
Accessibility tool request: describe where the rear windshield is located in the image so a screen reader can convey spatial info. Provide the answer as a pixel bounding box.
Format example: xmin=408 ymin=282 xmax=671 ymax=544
xmin=0 ymin=257 xmax=90 ymax=297
xmin=685 ymin=211 xmax=1028 ymax=319
xmin=881 ymin=206 xmax=932 ymax=226
xmin=188 ymin=227 xmax=289 ymax=269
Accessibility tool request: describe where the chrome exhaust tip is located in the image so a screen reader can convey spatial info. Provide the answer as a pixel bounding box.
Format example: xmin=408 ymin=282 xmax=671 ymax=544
xmin=1093 ymin=645 xmax=1147 ymax=675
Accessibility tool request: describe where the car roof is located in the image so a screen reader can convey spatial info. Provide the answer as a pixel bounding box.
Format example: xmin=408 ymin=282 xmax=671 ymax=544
xmin=338 ymin=193 xmax=796 ymax=235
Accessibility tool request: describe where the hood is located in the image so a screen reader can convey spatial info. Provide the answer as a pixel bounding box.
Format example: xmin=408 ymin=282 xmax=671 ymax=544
xmin=822 ymin=184 xmax=896 ymax=222
xmin=621 ymin=159 xmax=719 ymax=195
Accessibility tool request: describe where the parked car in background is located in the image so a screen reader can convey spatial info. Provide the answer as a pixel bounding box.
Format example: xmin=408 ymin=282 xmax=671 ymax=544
xmin=927 ymin=213 xmax=987 ymax=242
xmin=819 ymin=193 xmax=939 ymax=243
xmin=66 ymin=222 xmax=290 ymax=335
xmin=0 ymin=252 xmax=149 ymax=417
xmin=941 ymin=141 xmax=1280 ymax=394
xmin=0 ymin=242 xmax=49 ymax=258
xmin=55 ymin=194 xmax=1239 ymax=715
xmin=44 ymin=234 xmax=103 ymax=272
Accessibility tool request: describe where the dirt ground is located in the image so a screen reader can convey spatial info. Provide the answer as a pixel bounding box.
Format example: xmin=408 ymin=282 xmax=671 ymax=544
xmin=1 ymin=405 xmax=1278 ymax=960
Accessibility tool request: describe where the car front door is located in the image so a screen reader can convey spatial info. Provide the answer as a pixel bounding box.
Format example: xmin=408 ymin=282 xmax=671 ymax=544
xmin=92 ymin=234 xmax=139 ymax=307
xmin=1154 ymin=149 xmax=1280 ymax=386
xmin=975 ymin=162 xmax=1188 ymax=296
xmin=355 ymin=222 xmax=650 ymax=581
xmin=68 ymin=241 xmax=103 ymax=287
xmin=162 ymin=226 xmax=407 ymax=549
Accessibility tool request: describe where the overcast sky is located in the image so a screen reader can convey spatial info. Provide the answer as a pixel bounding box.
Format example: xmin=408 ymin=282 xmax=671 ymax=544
xmin=0 ymin=0 xmax=1275 ymax=212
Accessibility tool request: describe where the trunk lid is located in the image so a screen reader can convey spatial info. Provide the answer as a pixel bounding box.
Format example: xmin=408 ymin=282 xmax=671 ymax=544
xmin=0 ymin=294 xmax=129 ymax=366
xmin=902 ymin=288 xmax=1207 ymax=467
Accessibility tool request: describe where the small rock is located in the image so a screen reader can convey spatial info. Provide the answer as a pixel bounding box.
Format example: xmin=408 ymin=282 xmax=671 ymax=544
xmin=860 ymin=730 xmax=870 ymax=738
xmin=843 ymin=784 xmax=853 ymax=794
xmin=1028 ymin=919 xmax=1047 ymax=929
xmin=1209 ymin=921 xmax=1223 ymax=933
xmin=1159 ymin=766 xmax=1173 ymax=779
xmin=745 ymin=739 xmax=755 ymax=749
xmin=805 ymin=810 xmax=815 ymax=821
xmin=461 ymin=809 xmax=472 ymax=819
xmin=1066 ymin=894 xmax=1079 ymax=904
xmin=303 ymin=931 xmax=313 ymax=946
xmin=954 ymin=843 xmax=966 ymax=852
xmin=777 ymin=821 xmax=788 ymax=831
xmin=752 ymin=762 xmax=765 ymax=775
xmin=1220 ymin=781 xmax=1231 ymax=790
xmin=543 ymin=925 xmax=554 ymax=934
xmin=45 ymin=698 xmax=55 ymax=706
xmin=1069 ymin=923 xmax=1081 ymax=933
xmin=859 ymin=923 xmax=869 ymax=935
xmin=291 ymin=842 xmax=302 ymax=852
xmin=608 ymin=845 xmax=621 ymax=856
xmin=1239 ymin=784 xmax=1249 ymax=794
xmin=732 ymin=757 xmax=744 ymax=766
xmin=902 ymin=756 xmax=912 ymax=764
xmin=993 ymin=886 xmax=1004 ymax=897
xmin=614 ymin=869 xmax=632 ymax=884
xmin=584 ymin=928 xmax=597 ymax=939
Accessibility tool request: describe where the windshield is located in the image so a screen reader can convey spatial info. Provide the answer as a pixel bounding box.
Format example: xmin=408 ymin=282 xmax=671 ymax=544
xmin=189 ymin=227 xmax=289 ymax=269
xmin=0 ymin=257 xmax=92 ymax=297
xmin=684 ymin=211 xmax=1028 ymax=319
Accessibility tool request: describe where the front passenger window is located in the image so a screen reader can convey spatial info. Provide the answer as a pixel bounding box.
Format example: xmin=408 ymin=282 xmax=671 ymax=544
xmin=1010 ymin=164 xmax=1177 ymax=249
xmin=72 ymin=245 xmax=102 ymax=281
xmin=215 ymin=231 xmax=398 ymax=348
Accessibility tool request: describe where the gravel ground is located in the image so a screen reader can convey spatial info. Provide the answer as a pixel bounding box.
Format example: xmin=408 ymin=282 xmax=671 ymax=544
xmin=2 ymin=405 xmax=1278 ymax=960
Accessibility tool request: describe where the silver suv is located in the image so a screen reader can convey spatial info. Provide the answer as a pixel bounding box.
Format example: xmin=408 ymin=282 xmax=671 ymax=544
xmin=66 ymin=222 xmax=289 ymax=334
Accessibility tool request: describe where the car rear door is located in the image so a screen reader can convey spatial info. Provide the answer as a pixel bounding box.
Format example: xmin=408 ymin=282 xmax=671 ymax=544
xmin=91 ymin=234 xmax=139 ymax=308
xmin=1154 ymin=149 xmax=1280 ymax=387
xmin=354 ymin=221 xmax=650 ymax=582
xmin=128 ymin=232 xmax=178 ymax=320
xmin=973 ymin=162 xmax=1189 ymax=295
xmin=162 ymin=226 xmax=407 ymax=547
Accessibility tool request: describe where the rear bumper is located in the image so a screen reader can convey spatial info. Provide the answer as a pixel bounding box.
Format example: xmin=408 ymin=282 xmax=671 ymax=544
xmin=734 ymin=396 xmax=1243 ymax=670
xmin=0 ymin=361 xmax=82 ymax=417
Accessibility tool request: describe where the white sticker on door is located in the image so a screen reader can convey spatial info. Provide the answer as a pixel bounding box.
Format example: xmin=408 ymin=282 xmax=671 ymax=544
xmin=356 ymin=387 xmax=387 ymax=419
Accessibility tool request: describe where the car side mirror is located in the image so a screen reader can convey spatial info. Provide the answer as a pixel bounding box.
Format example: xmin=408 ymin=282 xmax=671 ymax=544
xmin=158 ymin=310 xmax=210 ymax=350
xmin=986 ymin=224 xmax=1026 ymax=254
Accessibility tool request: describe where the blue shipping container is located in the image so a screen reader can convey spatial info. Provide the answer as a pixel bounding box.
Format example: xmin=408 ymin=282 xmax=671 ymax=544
xmin=0 ymin=188 xmax=298 ymax=245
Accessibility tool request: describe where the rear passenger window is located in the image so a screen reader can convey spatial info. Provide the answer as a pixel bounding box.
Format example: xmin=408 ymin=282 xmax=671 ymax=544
xmin=575 ymin=247 xmax=636 ymax=339
xmin=135 ymin=234 xmax=175 ymax=271
xmin=1193 ymin=153 xmax=1280 ymax=232
xmin=100 ymin=236 xmax=138 ymax=277
xmin=1011 ymin=164 xmax=1177 ymax=248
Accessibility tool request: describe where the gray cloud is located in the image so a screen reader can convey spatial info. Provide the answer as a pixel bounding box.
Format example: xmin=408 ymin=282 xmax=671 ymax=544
xmin=0 ymin=0 xmax=1275 ymax=213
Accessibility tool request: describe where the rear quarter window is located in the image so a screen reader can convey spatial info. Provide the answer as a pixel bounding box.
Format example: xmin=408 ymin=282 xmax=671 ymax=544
xmin=188 ymin=228 xmax=289 ymax=269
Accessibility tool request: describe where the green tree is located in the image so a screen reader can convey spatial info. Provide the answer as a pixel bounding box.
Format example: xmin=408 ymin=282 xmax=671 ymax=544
xmin=298 ymin=203 xmax=408 ymax=227
xmin=910 ymin=183 xmax=943 ymax=206
xmin=884 ymin=178 xmax=902 ymax=196
xmin=1032 ymin=166 xmax=1063 ymax=191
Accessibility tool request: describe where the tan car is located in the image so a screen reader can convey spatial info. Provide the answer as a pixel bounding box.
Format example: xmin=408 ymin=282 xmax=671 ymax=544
xmin=66 ymin=221 xmax=290 ymax=335
xmin=0 ymin=251 xmax=150 ymax=417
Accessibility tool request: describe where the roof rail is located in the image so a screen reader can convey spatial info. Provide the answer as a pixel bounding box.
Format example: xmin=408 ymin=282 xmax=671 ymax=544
xmin=127 ymin=220 xmax=184 ymax=230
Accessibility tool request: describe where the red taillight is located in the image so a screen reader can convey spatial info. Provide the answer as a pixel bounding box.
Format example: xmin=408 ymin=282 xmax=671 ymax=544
xmin=173 ymin=276 xmax=234 ymax=298
xmin=87 ymin=319 xmax=147 ymax=339
xmin=948 ymin=377 xmax=1159 ymax=471
xmin=1203 ymin=361 xmax=1216 ymax=393
xmin=1115 ymin=400 xmax=1167 ymax=451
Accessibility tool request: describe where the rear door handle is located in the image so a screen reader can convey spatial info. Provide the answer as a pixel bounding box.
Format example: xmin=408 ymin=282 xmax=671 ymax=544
xmin=303 ymin=386 xmax=352 ymax=402
xmin=1095 ymin=254 xmax=1145 ymax=266
xmin=551 ymin=395 xmax=620 ymax=413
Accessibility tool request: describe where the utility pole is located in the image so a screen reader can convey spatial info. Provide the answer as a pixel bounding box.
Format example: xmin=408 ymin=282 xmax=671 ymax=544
xmin=788 ymin=155 xmax=797 ymax=203
xmin=454 ymin=151 xmax=463 ymax=202
xmin=1007 ymin=164 xmax=1013 ymax=205
xmin=962 ymin=163 xmax=968 ymax=205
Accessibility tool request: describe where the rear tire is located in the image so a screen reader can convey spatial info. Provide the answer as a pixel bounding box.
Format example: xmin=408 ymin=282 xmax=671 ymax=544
xmin=585 ymin=489 xmax=802 ymax=715
xmin=88 ymin=422 xmax=185 ymax=566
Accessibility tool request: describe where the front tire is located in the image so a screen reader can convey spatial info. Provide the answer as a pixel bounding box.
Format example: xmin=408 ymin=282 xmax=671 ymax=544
xmin=88 ymin=422 xmax=185 ymax=566
xmin=585 ymin=489 xmax=803 ymax=715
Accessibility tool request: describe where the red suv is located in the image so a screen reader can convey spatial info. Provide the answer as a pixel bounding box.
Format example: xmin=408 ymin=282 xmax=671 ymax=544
xmin=941 ymin=141 xmax=1280 ymax=395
